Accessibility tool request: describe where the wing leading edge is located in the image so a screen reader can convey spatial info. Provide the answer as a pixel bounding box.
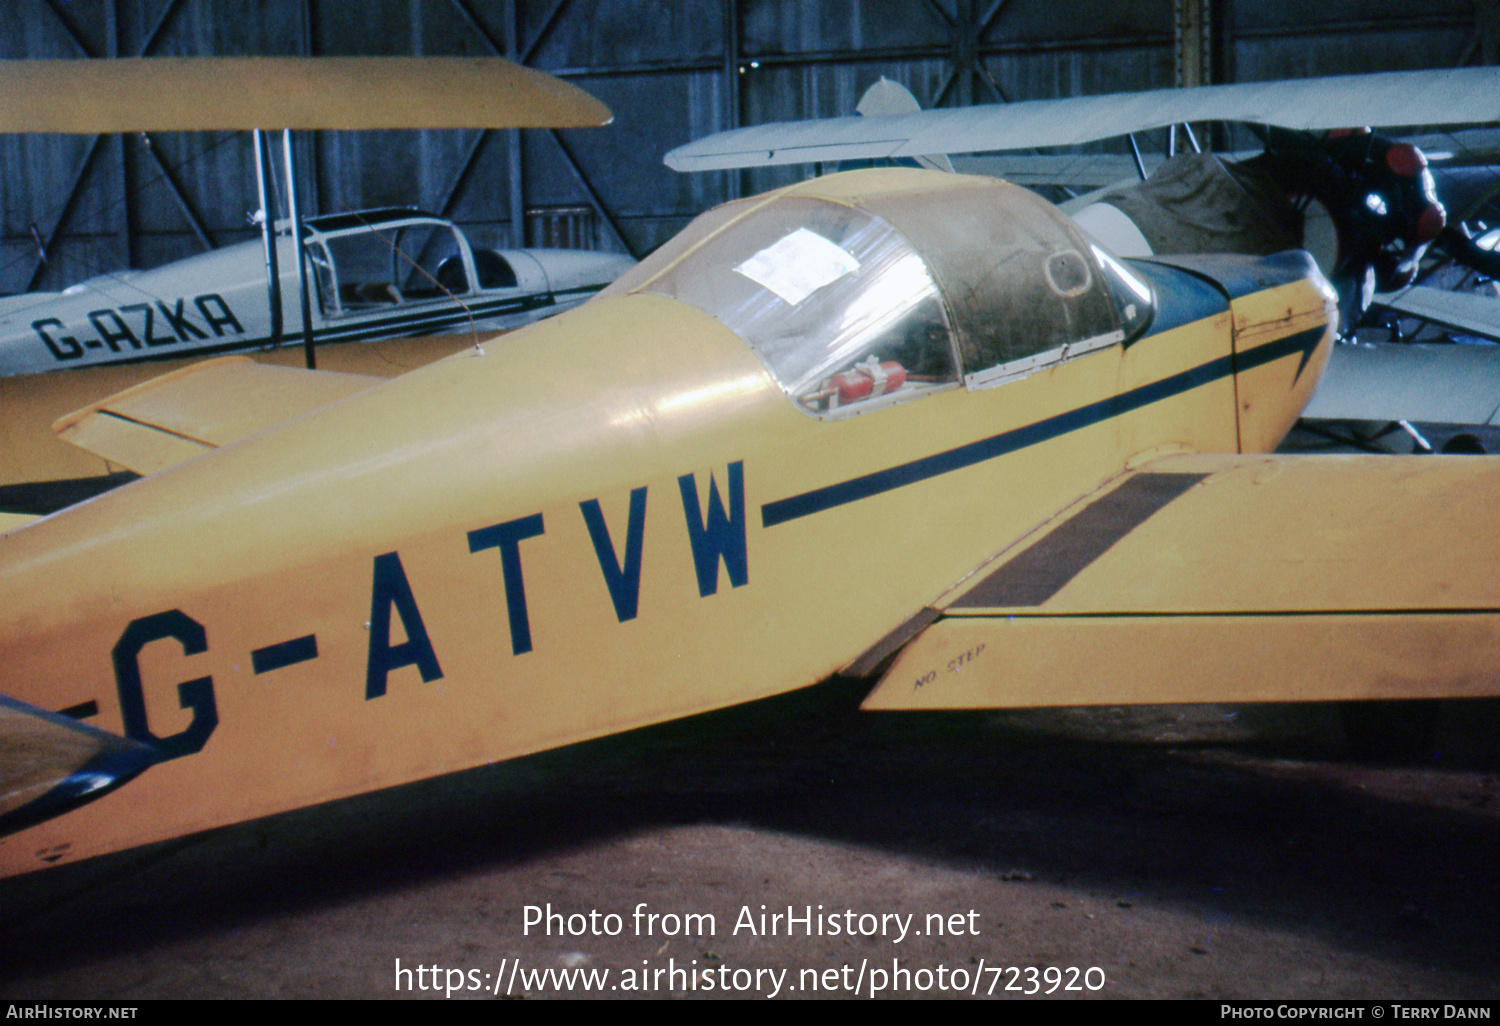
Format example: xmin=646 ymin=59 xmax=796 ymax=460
xmin=863 ymin=454 xmax=1500 ymax=709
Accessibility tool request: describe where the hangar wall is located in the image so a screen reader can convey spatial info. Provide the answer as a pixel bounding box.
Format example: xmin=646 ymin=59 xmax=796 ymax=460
xmin=0 ymin=0 xmax=1488 ymax=296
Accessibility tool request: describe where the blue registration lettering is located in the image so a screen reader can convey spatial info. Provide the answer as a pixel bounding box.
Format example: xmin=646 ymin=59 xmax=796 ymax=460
xmin=678 ymin=461 xmax=747 ymax=597
xmin=468 ymin=514 xmax=547 ymax=655
xmin=580 ymin=487 xmax=648 ymax=623
xmin=365 ymin=552 xmax=443 ymax=699
xmin=111 ymin=610 xmax=218 ymax=760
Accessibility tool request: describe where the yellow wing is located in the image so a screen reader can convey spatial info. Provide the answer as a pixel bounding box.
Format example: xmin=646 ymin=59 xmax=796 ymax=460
xmin=52 ymin=357 xmax=383 ymax=476
xmin=0 ymin=335 xmax=484 ymax=490
xmin=0 ymin=56 xmax=611 ymax=133
xmin=864 ymin=454 xmax=1500 ymax=709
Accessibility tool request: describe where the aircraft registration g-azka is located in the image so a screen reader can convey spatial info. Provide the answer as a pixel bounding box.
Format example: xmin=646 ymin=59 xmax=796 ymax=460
xmin=0 ymin=206 xmax=634 ymax=376
xmin=0 ymin=56 xmax=629 ymax=493
xmin=0 ymin=56 xmax=630 ymax=381
xmin=4 ymin=63 xmax=1500 ymax=878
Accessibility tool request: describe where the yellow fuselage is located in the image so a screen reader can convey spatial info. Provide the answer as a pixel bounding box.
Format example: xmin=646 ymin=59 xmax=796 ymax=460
xmin=0 ymin=258 xmax=1334 ymax=875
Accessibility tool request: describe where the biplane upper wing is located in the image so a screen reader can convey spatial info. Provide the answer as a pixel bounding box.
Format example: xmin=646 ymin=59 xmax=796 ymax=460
xmin=665 ymin=67 xmax=1500 ymax=171
xmin=0 ymin=56 xmax=611 ymax=133
xmin=862 ymin=453 xmax=1500 ymax=710
xmin=51 ymin=357 xmax=383 ymax=476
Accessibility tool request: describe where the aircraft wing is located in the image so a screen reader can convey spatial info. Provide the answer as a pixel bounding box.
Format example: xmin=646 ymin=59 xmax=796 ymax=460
xmin=665 ymin=67 xmax=1500 ymax=171
xmin=0 ymin=56 xmax=611 ymax=133
xmin=862 ymin=453 xmax=1500 ymax=709
xmin=1370 ymin=285 xmax=1500 ymax=343
xmin=0 ymin=694 xmax=158 ymax=838
xmin=53 ymin=357 xmax=383 ymax=476
xmin=1302 ymin=341 xmax=1500 ymax=424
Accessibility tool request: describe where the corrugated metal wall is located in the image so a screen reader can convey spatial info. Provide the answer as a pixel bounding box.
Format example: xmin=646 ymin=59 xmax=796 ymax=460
xmin=2 ymin=0 xmax=1490 ymax=296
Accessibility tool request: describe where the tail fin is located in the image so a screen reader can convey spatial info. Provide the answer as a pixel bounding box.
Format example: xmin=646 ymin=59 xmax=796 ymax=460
xmin=854 ymin=78 xmax=954 ymax=173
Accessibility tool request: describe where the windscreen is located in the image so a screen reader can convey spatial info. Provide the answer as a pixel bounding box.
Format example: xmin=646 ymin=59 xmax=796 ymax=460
xmin=860 ymin=181 xmax=1129 ymax=387
xmin=631 ymin=173 xmax=1151 ymax=414
xmin=640 ymin=197 xmax=958 ymax=417
xmin=316 ymin=221 xmax=470 ymax=312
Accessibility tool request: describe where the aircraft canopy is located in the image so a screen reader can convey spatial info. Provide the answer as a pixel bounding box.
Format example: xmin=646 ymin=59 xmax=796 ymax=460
xmin=612 ymin=169 xmax=1152 ymax=416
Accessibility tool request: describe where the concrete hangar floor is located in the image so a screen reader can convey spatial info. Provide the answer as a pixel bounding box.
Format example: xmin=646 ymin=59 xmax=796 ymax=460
xmin=2 ymin=673 xmax=1499 ymax=1000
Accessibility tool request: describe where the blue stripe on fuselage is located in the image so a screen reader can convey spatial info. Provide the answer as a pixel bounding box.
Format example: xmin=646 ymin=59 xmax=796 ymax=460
xmin=760 ymin=324 xmax=1325 ymax=527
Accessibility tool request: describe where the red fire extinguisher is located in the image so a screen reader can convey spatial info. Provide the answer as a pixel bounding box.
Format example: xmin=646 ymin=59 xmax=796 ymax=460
xmin=830 ymin=357 xmax=906 ymax=406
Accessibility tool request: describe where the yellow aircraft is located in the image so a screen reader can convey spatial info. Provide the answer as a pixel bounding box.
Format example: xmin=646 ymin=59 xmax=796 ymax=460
xmin=4 ymin=64 xmax=1500 ymax=878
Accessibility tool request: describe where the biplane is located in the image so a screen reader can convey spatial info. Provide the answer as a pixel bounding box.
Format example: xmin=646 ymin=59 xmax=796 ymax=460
xmin=670 ymin=68 xmax=1500 ymax=427
xmin=4 ymin=60 xmax=1500 ymax=878
xmin=0 ymin=58 xmax=632 ymax=381
xmin=0 ymin=205 xmax=632 ymax=377
xmin=0 ymin=57 xmax=630 ymax=492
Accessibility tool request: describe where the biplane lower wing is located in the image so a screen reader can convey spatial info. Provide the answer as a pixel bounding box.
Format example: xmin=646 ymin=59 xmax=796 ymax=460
xmin=1303 ymin=341 xmax=1500 ymax=425
xmin=864 ymin=454 xmax=1500 ymax=710
xmin=1370 ymin=286 xmax=1500 ymax=346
